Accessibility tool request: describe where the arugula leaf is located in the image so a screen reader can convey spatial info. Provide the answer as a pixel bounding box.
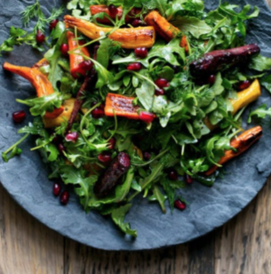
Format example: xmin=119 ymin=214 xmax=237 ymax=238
xmin=111 ymin=204 xmax=137 ymax=237
xmin=261 ymin=74 xmax=271 ymax=94
xmin=248 ymin=104 xmax=271 ymax=123
xmin=135 ymin=80 xmax=155 ymax=111
xmin=16 ymin=92 xmax=71 ymax=116
xmin=150 ymin=186 xmax=167 ymax=213
xmin=249 ymin=55 xmax=271 ymax=72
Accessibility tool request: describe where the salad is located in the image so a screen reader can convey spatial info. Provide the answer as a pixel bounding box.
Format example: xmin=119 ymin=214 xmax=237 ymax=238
xmin=1 ymin=0 xmax=271 ymax=237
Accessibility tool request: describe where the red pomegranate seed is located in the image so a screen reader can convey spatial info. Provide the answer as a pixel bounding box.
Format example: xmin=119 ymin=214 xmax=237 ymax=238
xmin=108 ymin=138 xmax=116 ymax=149
xmin=143 ymin=152 xmax=151 ymax=161
xmin=168 ymin=170 xmax=178 ymax=181
xmin=139 ymin=111 xmax=155 ymax=123
xmin=155 ymin=88 xmax=165 ymax=96
xmin=92 ymin=107 xmax=104 ymax=119
xmin=12 ymin=110 xmax=26 ymax=123
xmin=60 ymin=191 xmax=69 ymax=205
xmin=127 ymin=62 xmax=142 ymax=71
xmin=174 ymin=200 xmax=186 ymax=211
xmin=208 ymin=75 xmax=216 ymax=85
xmin=98 ymin=152 xmax=111 ymax=163
xmin=238 ymin=80 xmax=250 ymax=91
xmin=49 ymin=19 xmax=59 ymax=31
xmin=134 ymin=47 xmax=148 ymax=58
xmin=53 ymin=183 xmax=61 ymax=197
xmin=131 ymin=19 xmax=145 ymax=27
xmin=60 ymin=43 xmax=69 ymax=57
xmin=78 ymin=60 xmax=93 ymax=72
xmin=155 ymin=78 xmax=169 ymax=89
xmin=108 ymin=4 xmax=118 ymax=18
xmin=36 ymin=30 xmax=45 ymax=44
xmin=65 ymin=132 xmax=79 ymax=143
xmin=185 ymin=174 xmax=193 ymax=184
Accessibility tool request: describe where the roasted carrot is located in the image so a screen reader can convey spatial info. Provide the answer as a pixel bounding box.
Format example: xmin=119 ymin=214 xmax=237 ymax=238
xmin=67 ymin=31 xmax=91 ymax=79
xmin=90 ymin=5 xmax=141 ymax=24
xmin=64 ymin=15 xmax=155 ymax=49
xmin=205 ymin=126 xmax=263 ymax=176
xmin=230 ymin=79 xmax=261 ymax=115
xmin=104 ymin=93 xmax=155 ymax=122
xmin=3 ymin=61 xmax=64 ymax=119
xmin=204 ymin=79 xmax=261 ymax=130
xmin=144 ymin=10 xmax=189 ymax=53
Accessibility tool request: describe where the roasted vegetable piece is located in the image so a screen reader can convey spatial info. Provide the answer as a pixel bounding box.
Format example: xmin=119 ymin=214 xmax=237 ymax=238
xmin=144 ymin=10 xmax=189 ymax=52
xmin=104 ymin=93 xmax=155 ymax=122
xmin=231 ymin=79 xmax=261 ymax=115
xmin=204 ymin=79 xmax=261 ymax=130
xmin=94 ymin=152 xmax=130 ymax=197
xmin=205 ymin=126 xmax=263 ymax=176
xmin=3 ymin=61 xmax=64 ymax=119
xmin=189 ymin=44 xmax=260 ymax=77
xmin=90 ymin=5 xmax=141 ymax=24
xmin=67 ymin=31 xmax=91 ymax=79
xmin=42 ymin=98 xmax=76 ymax=128
xmin=64 ymin=15 xmax=155 ymax=49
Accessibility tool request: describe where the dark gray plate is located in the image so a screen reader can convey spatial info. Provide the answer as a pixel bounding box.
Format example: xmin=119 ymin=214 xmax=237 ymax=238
xmin=0 ymin=0 xmax=271 ymax=251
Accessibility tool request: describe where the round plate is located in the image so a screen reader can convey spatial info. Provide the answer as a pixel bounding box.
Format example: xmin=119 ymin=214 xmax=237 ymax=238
xmin=1 ymin=0 xmax=271 ymax=251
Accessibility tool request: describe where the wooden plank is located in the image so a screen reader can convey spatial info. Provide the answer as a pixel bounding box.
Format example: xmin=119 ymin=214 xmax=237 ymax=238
xmin=0 ymin=184 xmax=64 ymax=274
xmin=64 ymin=240 xmax=189 ymax=274
xmin=214 ymin=178 xmax=271 ymax=274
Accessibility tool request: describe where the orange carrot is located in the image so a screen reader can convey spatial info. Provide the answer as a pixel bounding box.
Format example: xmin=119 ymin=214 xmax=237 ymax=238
xmin=104 ymin=93 xmax=155 ymax=122
xmin=144 ymin=10 xmax=189 ymax=53
xmin=3 ymin=61 xmax=64 ymax=119
xmin=67 ymin=31 xmax=91 ymax=79
xmin=206 ymin=126 xmax=263 ymax=176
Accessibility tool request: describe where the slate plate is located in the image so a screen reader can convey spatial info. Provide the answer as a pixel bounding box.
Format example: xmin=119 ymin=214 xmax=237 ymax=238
xmin=0 ymin=0 xmax=271 ymax=251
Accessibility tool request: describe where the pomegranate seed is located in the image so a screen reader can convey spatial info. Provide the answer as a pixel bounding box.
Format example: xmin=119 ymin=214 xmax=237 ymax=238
xmin=119 ymin=152 xmax=130 ymax=168
xmin=108 ymin=138 xmax=116 ymax=149
xmin=49 ymin=19 xmax=59 ymax=31
xmin=108 ymin=4 xmax=118 ymax=18
xmin=98 ymin=152 xmax=111 ymax=163
xmin=36 ymin=30 xmax=45 ymax=44
xmin=208 ymin=75 xmax=216 ymax=85
xmin=185 ymin=174 xmax=193 ymax=184
xmin=174 ymin=200 xmax=186 ymax=211
xmin=78 ymin=60 xmax=93 ymax=72
xmin=53 ymin=183 xmax=61 ymax=197
xmin=91 ymin=107 xmax=104 ymax=119
xmin=168 ymin=170 xmax=178 ymax=181
xmin=127 ymin=62 xmax=142 ymax=71
xmin=134 ymin=47 xmax=148 ymax=58
xmin=139 ymin=111 xmax=155 ymax=123
xmin=238 ymin=80 xmax=250 ymax=91
xmin=155 ymin=78 xmax=169 ymax=89
xmin=155 ymin=88 xmax=165 ymax=96
xmin=58 ymin=143 xmax=65 ymax=154
xmin=131 ymin=19 xmax=145 ymax=27
xmin=12 ymin=110 xmax=26 ymax=123
xmin=60 ymin=43 xmax=69 ymax=57
xmin=143 ymin=152 xmax=151 ymax=161
xmin=60 ymin=191 xmax=69 ymax=205
xmin=65 ymin=132 xmax=79 ymax=143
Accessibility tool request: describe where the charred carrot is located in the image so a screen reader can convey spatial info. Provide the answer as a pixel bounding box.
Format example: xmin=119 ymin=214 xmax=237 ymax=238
xmin=67 ymin=31 xmax=91 ymax=79
xmin=3 ymin=61 xmax=64 ymax=119
xmin=144 ymin=10 xmax=189 ymax=53
xmin=90 ymin=5 xmax=123 ymax=24
xmin=64 ymin=15 xmax=155 ymax=49
xmin=205 ymin=126 xmax=262 ymax=176
xmin=104 ymin=93 xmax=155 ymax=122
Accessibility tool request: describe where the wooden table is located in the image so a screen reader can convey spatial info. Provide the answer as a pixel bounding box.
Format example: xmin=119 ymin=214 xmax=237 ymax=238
xmin=2 ymin=1 xmax=271 ymax=273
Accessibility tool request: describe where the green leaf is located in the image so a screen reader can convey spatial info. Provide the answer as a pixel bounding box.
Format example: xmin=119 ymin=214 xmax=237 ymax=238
xmin=111 ymin=204 xmax=137 ymax=237
xmin=171 ymin=16 xmax=212 ymax=38
xmin=135 ymin=80 xmax=155 ymax=111
xmin=248 ymin=104 xmax=271 ymax=123
xmin=158 ymin=66 xmax=175 ymax=81
xmin=249 ymin=55 xmax=271 ymax=72
xmin=152 ymin=186 xmax=167 ymax=213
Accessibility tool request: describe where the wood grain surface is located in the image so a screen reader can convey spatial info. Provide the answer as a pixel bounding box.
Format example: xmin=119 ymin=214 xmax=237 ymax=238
xmin=1 ymin=1 xmax=271 ymax=274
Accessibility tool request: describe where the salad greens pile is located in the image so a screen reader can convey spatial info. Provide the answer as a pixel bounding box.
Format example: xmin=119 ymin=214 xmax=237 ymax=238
xmin=1 ymin=0 xmax=271 ymax=237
